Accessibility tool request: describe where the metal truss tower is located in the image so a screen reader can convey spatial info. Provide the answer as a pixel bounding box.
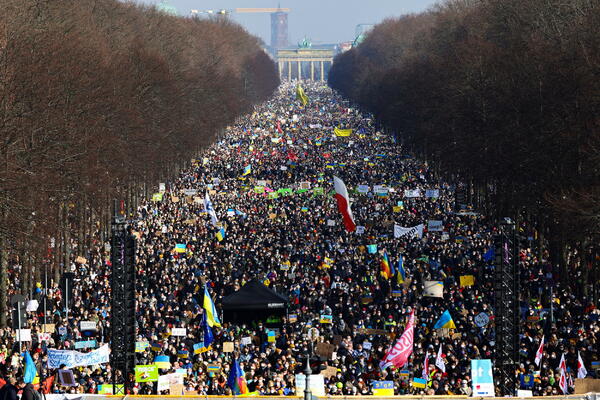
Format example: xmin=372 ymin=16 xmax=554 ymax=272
xmin=494 ymin=218 xmax=520 ymax=396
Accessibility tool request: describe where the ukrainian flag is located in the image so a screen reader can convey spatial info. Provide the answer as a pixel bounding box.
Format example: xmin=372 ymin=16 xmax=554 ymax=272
xmin=23 ymin=351 xmax=38 ymax=384
xmin=380 ymin=251 xmax=392 ymax=279
xmin=433 ymin=310 xmax=456 ymax=329
xmin=216 ymin=227 xmax=226 ymax=242
xmin=397 ymin=256 xmax=406 ymax=284
xmin=203 ymin=284 xmax=222 ymax=328
xmin=175 ymin=243 xmax=186 ymax=253
xmin=243 ymin=164 xmax=251 ymax=176
xmin=177 ymin=350 xmax=189 ymax=359
xmin=154 ymin=355 xmax=171 ymax=369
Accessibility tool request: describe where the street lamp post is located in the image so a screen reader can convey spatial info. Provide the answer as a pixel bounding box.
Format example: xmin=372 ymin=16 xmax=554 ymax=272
xmin=303 ymin=354 xmax=312 ymax=400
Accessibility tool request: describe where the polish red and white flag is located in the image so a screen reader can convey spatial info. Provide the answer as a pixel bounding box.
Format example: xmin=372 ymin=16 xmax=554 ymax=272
xmin=333 ymin=176 xmax=356 ymax=232
xmin=380 ymin=310 xmax=415 ymax=370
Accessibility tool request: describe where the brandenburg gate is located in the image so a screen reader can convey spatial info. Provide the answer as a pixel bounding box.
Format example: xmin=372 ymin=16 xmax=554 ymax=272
xmin=276 ymin=48 xmax=334 ymax=81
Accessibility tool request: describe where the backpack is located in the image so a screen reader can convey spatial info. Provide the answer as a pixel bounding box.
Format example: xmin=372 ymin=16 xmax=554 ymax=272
xmin=33 ymin=389 xmax=44 ymax=400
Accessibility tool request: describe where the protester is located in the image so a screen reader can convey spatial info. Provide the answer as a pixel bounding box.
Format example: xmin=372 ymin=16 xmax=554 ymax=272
xmin=0 ymin=82 xmax=598 ymax=396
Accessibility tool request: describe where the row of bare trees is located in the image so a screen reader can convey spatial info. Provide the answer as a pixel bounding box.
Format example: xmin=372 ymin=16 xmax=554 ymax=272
xmin=0 ymin=0 xmax=279 ymax=326
xmin=329 ymin=0 xmax=600 ymax=290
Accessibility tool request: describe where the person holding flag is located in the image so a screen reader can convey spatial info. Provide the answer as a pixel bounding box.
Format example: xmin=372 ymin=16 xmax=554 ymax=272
xmin=203 ymin=284 xmax=222 ymax=328
xmin=227 ymin=357 xmax=249 ymax=395
xmin=558 ymin=353 xmax=569 ymax=394
xmin=333 ymin=176 xmax=356 ymax=232
xmin=380 ymin=310 xmax=415 ymax=371
xmin=380 ymin=250 xmax=393 ymax=279
xmin=435 ymin=344 xmax=446 ymax=373
xmin=534 ymin=335 xmax=544 ymax=366
xmin=577 ymin=351 xmax=587 ymax=378
xmin=397 ymin=255 xmax=406 ymax=284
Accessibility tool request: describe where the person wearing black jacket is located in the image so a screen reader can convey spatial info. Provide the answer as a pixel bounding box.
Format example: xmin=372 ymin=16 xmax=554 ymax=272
xmin=20 ymin=383 xmax=37 ymax=400
xmin=0 ymin=378 xmax=23 ymax=400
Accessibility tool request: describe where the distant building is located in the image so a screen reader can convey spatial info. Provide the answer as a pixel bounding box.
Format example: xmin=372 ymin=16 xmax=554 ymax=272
xmin=157 ymin=0 xmax=178 ymax=16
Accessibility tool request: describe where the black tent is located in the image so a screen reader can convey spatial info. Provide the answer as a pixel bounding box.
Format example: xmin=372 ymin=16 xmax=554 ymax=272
xmin=222 ymin=280 xmax=288 ymax=325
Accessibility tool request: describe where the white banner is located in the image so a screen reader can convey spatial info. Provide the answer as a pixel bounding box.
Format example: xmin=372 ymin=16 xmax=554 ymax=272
xmin=427 ymin=220 xmax=444 ymax=232
xmin=80 ymin=321 xmax=97 ymax=331
xmin=47 ymin=344 xmax=110 ymax=369
xmin=394 ymin=224 xmax=424 ymax=239
xmin=16 ymin=329 xmax=32 ymax=342
xmin=423 ymin=281 xmax=444 ymax=298
xmin=404 ymin=189 xmax=422 ymax=198
xmin=295 ymin=374 xmax=325 ymax=397
xmin=171 ymin=328 xmax=187 ymax=337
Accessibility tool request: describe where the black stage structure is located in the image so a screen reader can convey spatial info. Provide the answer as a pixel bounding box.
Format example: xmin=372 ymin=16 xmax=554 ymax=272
xmin=109 ymin=207 xmax=136 ymax=394
xmin=494 ymin=218 xmax=520 ymax=396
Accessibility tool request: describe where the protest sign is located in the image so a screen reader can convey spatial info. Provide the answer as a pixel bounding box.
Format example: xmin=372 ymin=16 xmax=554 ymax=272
xmin=58 ymin=369 xmax=77 ymax=387
xmin=295 ymin=374 xmax=325 ymax=397
xmin=427 ymin=220 xmax=443 ymax=232
xmin=47 ymin=344 xmax=110 ymax=369
xmin=372 ymin=381 xmax=394 ymax=396
xmin=423 ymin=281 xmax=444 ymax=298
xmin=171 ymin=328 xmax=186 ymax=336
xmin=135 ymin=365 xmax=159 ymax=382
xmin=394 ymin=224 xmax=424 ymax=239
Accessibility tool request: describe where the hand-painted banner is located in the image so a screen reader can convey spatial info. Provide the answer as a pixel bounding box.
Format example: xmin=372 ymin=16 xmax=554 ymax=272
xmin=47 ymin=344 xmax=110 ymax=369
xmin=394 ymin=224 xmax=424 ymax=239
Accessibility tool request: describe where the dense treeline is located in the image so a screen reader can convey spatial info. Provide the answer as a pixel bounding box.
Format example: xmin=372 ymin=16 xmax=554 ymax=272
xmin=0 ymin=0 xmax=278 ymax=325
xmin=329 ymin=0 xmax=599 ymax=285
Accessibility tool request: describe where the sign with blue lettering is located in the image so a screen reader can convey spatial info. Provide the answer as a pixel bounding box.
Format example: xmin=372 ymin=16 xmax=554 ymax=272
xmin=372 ymin=381 xmax=394 ymax=396
xmin=471 ymin=359 xmax=495 ymax=396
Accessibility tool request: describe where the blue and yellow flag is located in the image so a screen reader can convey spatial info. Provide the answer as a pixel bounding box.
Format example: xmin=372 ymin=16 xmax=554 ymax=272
xmin=150 ymin=341 xmax=162 ymax=351
xmin=397 ymin=256 xmax=406 ymax=284
xmin=296 ymin=84 xmax=309 ymax=107
xmin=216 ymin=227 xmax=226 ymax=242
xmin=243 ymin=164 xmax=251 ymax=176
xmin=433 ymin=310 xmax=456 ymax=329
xmin=23 ymin=351 xmax=38 ymax=384
xmin=203 ymin=285 xmax=222 ymax=328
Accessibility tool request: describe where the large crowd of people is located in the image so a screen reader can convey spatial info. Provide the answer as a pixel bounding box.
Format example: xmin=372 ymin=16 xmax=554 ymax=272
xmin=0 ymin=83 xmax=598 ymax=397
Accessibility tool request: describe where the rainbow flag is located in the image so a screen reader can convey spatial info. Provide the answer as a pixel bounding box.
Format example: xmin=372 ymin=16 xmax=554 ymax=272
xmin=380 ymin=250 xmax=392 ymax=279
xmin=227 ymin=358 xmax=249 ymax=395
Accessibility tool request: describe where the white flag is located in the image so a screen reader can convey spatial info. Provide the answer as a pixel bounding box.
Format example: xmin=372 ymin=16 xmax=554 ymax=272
xmin=204 ymin=192 xmax=218 ymax=226
xmin=558 ymin=353 xmax=568 ymax=394
xmin=435 ymin=344 xmax=446 ymax=373
xmin=577 ymin=351 xmax=587 ymax=379
xmin=534 ymin=335 xmax=544 ymax=366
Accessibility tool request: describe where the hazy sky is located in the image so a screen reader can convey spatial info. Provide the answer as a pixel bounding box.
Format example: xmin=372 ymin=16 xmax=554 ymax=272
xmin=141 ymin=0 xmax=438 ymax=45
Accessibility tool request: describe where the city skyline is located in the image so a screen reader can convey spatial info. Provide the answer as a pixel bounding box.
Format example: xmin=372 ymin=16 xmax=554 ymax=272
xmin=141 ymin=0 xmax=439 ymax=45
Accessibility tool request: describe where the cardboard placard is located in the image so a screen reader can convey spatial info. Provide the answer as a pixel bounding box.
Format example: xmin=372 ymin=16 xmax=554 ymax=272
xmin=315 ymin=342 xmax=335 ymax=359
xmin=321 ymin=366 xmax=338 ymax=378
xmin=75 ymin=256 xmax=87 ymax=264
xmin=42 ymin=324 xmax=55 ymax=333
xmin=357 ymin=328 xmax=392 ymax=337
xmin=169 ymin=383 xmax=185 ymax=395
xmin=222 ymin=342 xmax=234 ymax=353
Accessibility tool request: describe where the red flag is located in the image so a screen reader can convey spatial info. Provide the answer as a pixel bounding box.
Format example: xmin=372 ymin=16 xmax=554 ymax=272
xmin=41 ymin=375 xmax=54 ymax=394
xmin=333 ymin=176 xmax=356 ymax=232
xmin=380 ymin=310 xmax=415 ymax=370
xmin=534 ymin=335 xmax=544 ymax=366
xmin=276 ymin=121 xmax=283 ymax=134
